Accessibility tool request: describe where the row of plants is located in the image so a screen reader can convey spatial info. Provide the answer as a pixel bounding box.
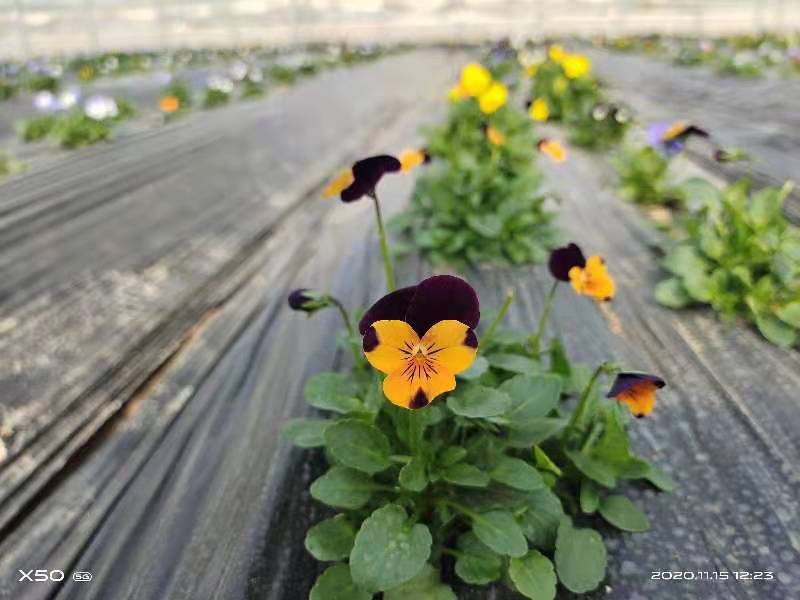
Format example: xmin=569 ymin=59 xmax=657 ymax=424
xmin=8 ymin=45 xmax=396 ymax=151
xmin=600 ymin=32 xmax=800 ymax=78
xmin=281 ymin=61 xmax=674 ymax=599
xmin=0 ymin=43 xmax=396 ymax=101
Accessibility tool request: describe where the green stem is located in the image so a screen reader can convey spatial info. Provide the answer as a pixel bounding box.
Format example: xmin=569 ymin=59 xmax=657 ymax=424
xmin=580 ymin=421 xmax=603 ymax=453
xmin=478 ymin=289 xmax=515 ymax=351
xmin=438 ymin=498 xmax=482 ymax=522
xmin=328 ymin=296 xmax=363 ymax=367
xmin=566 ymin=363 xmax=605 ymax=433
xmin=408 ymin=410 xmax=423 ymax=456
xmin=529 ymin=280 xmax=559 ymax=356
xmin=370 ymin=192 xmax=396 ymax=292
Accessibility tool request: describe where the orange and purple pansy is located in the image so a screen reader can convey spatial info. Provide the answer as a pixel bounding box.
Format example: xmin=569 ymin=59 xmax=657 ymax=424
xmin=323 ymin=154 xmax=402 ymax=201
xmin=606 ymin=372 xmax=666 ymax=417
xmin=548 ymin=242 xmax=615 ymax=302
xmin=647 ymin=121 xmax=709 ymax=156
xmin=399 ymin=148 xmax=431 ymax=173
xmin=359 ymin=275 xmax=480 ymax=410
xmin=537 ymin=138 xmax=567 ymax=162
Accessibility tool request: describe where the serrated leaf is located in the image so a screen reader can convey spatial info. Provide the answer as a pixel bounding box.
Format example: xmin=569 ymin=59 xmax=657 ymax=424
xmin=508 ymin=550 xmax=557 ymax=600
xmin=282 ymin=418 xmax=329 ymax=447
xmin=350 ymin=504 xmax=432 ymax=592
xmin=325 ymin=420 xmax=392 ymax=474
xmin=447 ymin=385 xmax=511 ymax=418
xmin=491 ymin=456 xmax=545 ymax=491
xmin=310 ymin=564 xmax=370 ymax=600
xmin=443 ymin=463 xmax=490 ymax=487
xmin=305 ymin=515 xmax=356 ymax=561
xmin=399 ymin=457 xmax=428 ymax=492
xmin=565 ymin=449 xmax=616 ymax=488
xmin=472 ymin=510 xmax=528 ymax=557
xmin=384 ymin=564 xmax=455 ymax=600
xmin=454 ymin=532 xmax=503 ymax=585
xmin=554 ymin=519 xmax=607 ymax=593
xmin=598 ymin=495 xmax=650 ymax=532
xmin=310 ymin=466 xmax=375 ymax=509
xmin=305 ymin=373 xmax=361 ymax=413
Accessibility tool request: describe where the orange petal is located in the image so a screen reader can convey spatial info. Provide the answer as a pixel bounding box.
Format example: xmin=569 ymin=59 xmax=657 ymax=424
xmin=322 ymin=169 xmax=354 ymax=199
xmin=616 ymin=382 xmax=657 ymax=417
xmin=382 ymin=363 xmax=456 ymax=410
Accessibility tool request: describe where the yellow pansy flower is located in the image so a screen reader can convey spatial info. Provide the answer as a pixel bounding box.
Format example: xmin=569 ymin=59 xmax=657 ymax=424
xmin=528 ymin=98 xmax=550 ymax=122
xmin=459 ymin=63 xmax=492 ymax=97
xmin=553 ymin=76 xmax=568 ymax=96
xmin=526 ymin=63 xmax=540 ymax=77
xmin=562 ymin=53 xmax=591 ymax=79
xmin=568 ymin=255 xmax=615 ymax=301
xmin=477 ymin=82 xmax=508 ymax=114
xmin=448 ymin=84 xmax=469 ymax=102
xmin=485 ymin=126 xmax=506 ymax=146
xmin=548 ymin=44 xmax=565 ymax=63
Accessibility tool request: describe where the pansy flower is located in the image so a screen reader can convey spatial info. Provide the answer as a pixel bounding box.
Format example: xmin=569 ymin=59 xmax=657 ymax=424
xmin=478 ymin=81 xmax=508 ymax=114
xmin=448 ymin=84 xmax=469 ymax=102
xmin=562 ymin=53 xmax=591 ymax=79
xmin=548 ymin=243 xmax=615 ymax=301
xmin=459 ymin=63 xmax=492 ymax=97
xmin=399 ymin=148 xmax=430 ymax=173
xmin=159 ymin=95 xmax=180 ymax=114
xmin=483 ymin=124 xmax=506 ymax=146
xmin=537 ymin=138 xmax=567 ymax=162
xmin=647 ymin=121 xmax=708 ymax=156
xmin=287 ymin=288 xmax=329 ymax=313
xmin=606 ymin=372 xmax=666 ymax=417
xmin=359 ymin=275 xmax=480 ymax=410
xmin=548 ymin=44 xmax=565 ymax=63
xmin=528 ymin=98 xmax=549 ymax=121
xmin=322 ymin=155 xmax=401 ymax=201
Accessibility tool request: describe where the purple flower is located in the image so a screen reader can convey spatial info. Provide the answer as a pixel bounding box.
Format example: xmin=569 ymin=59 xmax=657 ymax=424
xmin=646 ymin=122 xmax=684 ymax=156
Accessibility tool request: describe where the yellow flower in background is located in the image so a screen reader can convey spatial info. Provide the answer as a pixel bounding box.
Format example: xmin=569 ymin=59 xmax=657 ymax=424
xmin=459 ymin=63 xmax=492 ymax=97
xmin=553 ymin=76 xmax=568 ymax=96
xmin=537 ymin=138 xmax=567 ymax=162
xmin=478 ymin=82 xmax=508 ymax=114
xmin=548 ymin=44 xmax=565 ymax=63
xmin=486 ymin=126 xmax=506 ymax=146
xmin=448 ymin=84 xmax=469 ymax=102
xmin=529 ymin=98 xmax=550 ymax=122
xmin=78 ymin=65 xmax=95 ymax=81
xmin=562 ymin=53 xmax=591 ymax=79
xmin=526 ymin=63 xmax=540 ymax=77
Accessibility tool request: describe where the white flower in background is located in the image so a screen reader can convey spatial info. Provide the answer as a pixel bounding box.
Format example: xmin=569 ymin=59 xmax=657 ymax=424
xmin=248 ymin=68 xmax=264 ymax=83
xmin=104 ymin=56 xmax=119 ymax=71
xmin=206 ymin=75 xmax=234 ymax=94
xmin=229 ymin=61 xmax=249 ymax=81
xmin=33 ymin=90 xmax=58 ymax=113
xmin=58 ymin=87 xmax=80 ymax=110
xmin=84 ymin=95 xmax=119 ymax=121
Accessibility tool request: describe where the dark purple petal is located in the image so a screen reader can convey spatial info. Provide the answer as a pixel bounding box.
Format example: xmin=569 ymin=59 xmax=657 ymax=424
xmin=405 ymin=275 xmax=480 ymax=336
xmin=340 ymin=154 xmax=401 ymax=202
xmin=288 ymin=288 xmax=313 ymax=311
xmin=683 ymin=125 xmax=709 ymax=139
xmin=464 ymin=329 xmax=478 ymax=348
xmin=422 ymin=149 xmax=432 ymax=164
xmin=548 ymin=243 xmax=586 ymax=281
xmin=606 ymin=372 xmax=666 ymax=398
xmin=358 ymin=285 xmax=418 ymax=334
xmin=362 ymin=325 xmax=379 ymax=352
xmin=409 ymin=389 xmax=429 ymax=410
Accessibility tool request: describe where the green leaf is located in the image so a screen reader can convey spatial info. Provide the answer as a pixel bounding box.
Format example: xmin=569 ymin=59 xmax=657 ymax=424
xmin=466 ymin=213 xmax=503 ymax=238
xmin=755 ymin=314 xmax=797 ymax=347
xmin=491 ymin=456 xmax=545 ymax=491
xmin=776 ymin=302 xmax=800 ymax=328
xmin=384 ymin=564 xmax=455 ymax=600
xmin=579 ymin=479 xmax=600 ymax=514
xmin=454 ymin=532 xmax=503 ymax=585
xmin=281 ymin=418 xmax=329 ymax=447
xmin=654 ymin=277 xmax=692 ymax=308
xmin=310 ymin=466 xmax=375 ymax=509
xmin=458 ymin=356 xmax=489 ymax=380
xmin=643 ymin=463 xmax=677 ymax=492
xmin=447 ymin=385 xmax=511 ymax=418
xmin=325 ymin=420 xmax=392 ymax=474
xmin=683 ymin=270 xmax=713 ymax=302
xmin=598 ymin=495 xmax=651 ymax=532
xmin=310 ymin=564 xmax=370 ymax=600
xmin=350 ymin=504 xmax=432 ymax=592
xmin=438 ymin=446 xmax=467 ymax=467
xmin=506 ymin=418 xmax=568 ymax=448
xmin=661 ymin=245 xmax=709 ymax=278
xmin=472 ymin=510 xmax=528 ymax=557
xmin=565 ymin=449 xmax=616 ymax=488
xmin=399 ymin=457 xmax=428 ymax=492
xmin=681 ymin=177 xmax=722 ymax=212
xmin=554 ymin=518 xmax=607 ymax=593
xmin=518 ymin=488 xmax=563 ymax=551
xmin=508 ymin=550 xmax=557 ymax=600
xmin=486 ymin=353 xmax=540 ymax=374
xmin=305 ymin=373 xmax=361 ymax=413
xmin=533 ymin=446 xmax=562 ymax=477
xmin=305 ymin=515 xmax=356 ymax=561
xmin=501 ymin=374 xmax=563 ymax=423
xmin=443 ymin=463 xmax=490 ymax=487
